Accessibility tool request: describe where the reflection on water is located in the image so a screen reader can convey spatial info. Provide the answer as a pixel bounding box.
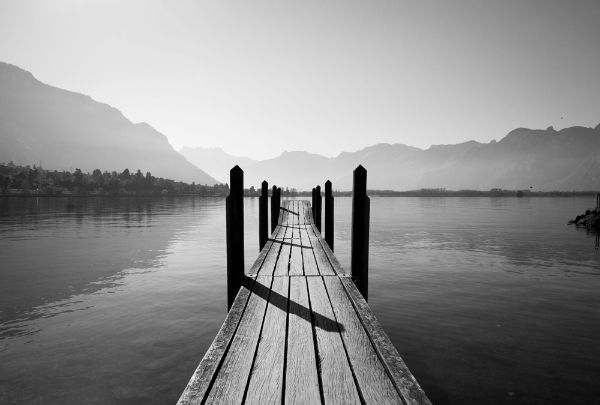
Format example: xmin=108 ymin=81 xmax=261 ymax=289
xmin=332 ymin=197 xmax=600 ymax=405
xmin=1 ymin=198 xmax=187 ymax=335
xmin=0 ymin=196 xmax=262 ymax=404
xmin=0 ymin=196 xmax=599 ymax=404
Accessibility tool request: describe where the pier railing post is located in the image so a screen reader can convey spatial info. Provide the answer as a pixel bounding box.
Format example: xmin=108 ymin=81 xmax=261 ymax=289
xmin=325 ymin=180 xmax=334 ymax=251
xmin=351 ymin=165 xmax=370 ymax=301
xmin=259 ymin=180 xmax=268 ymax=250
xmin=271 ymin=185 xmax=278 ymax=233
xmin=315 ymin=185 xmax=322 ymax=232
xmin=226 ymin=165 xmax=244 ymax=310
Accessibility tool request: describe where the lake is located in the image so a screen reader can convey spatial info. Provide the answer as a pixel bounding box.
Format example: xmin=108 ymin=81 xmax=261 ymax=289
xmin=1 ymin=196 xmax=599 ymax=404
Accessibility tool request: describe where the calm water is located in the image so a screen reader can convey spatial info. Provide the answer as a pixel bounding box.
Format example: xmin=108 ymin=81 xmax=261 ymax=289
xmin=0 ymin=196 xmax=599 ymax=404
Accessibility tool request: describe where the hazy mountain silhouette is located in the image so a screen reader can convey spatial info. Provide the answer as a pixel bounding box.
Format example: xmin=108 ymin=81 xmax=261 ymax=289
xmin=188 ymin=126 xmax=600 ymax=191
xmin=179 ymin=146 xmax=257 ymax=183
xmin=0 ymin=62 xmax=218 ymax=185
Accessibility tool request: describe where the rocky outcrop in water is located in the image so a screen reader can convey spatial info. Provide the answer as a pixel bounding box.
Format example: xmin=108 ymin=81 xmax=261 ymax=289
xmin=569 ymin=209 xmax=600 ymax=230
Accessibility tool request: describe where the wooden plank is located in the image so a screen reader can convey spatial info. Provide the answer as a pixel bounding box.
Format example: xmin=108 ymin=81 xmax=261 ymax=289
xmin=279 ymin=201 xmax=288 ymax=226
xmin=272 ymin=225 xmax=286 ymax=241
xmin=309 ymin=224 xmax=349 ymax=277
xmin=177 ymin=279 xmax=254 ymax=405
xmin=306 ymin=276 xmax=360 ymax=405
xmin=306 ymin=203 xmax=313 ymax=224
xmin=287 ymin=220 xmax=296 ymax=239
xmin=288 ymin=239 xmax=304 ymax=277
xmin=340 ymin=277 xmax=432 ymax=405
xmin=285 ymin=277 xmax=321 ymax=405
xmin=245 ymin=277 xmax=289 ymax=404
xmin=304 ymin=200 xmax=311 ymax=224
xmin=298 ymin=227 xmax=319 ymax=276
xmin=288 ymin=200 xmax=295 ymax=228
xmin=306 ymin=225 xmax=336 ymax=276
xmin=298 ymin=201 xmax=306 ymax=225
xmin=203 ymin=276 xmax=272 ymax=404
xmin=293 ymin=200 xmax=299 ymax=227
xmin=255 ymin=226 xmax=285 ymax=276
xmin=324 ymin=277 xmax=402 ymax=404
xmin=273 ymin=227 xmax=292 ymax=276
xmin=249 ymin=225 xmax=285 ymax=275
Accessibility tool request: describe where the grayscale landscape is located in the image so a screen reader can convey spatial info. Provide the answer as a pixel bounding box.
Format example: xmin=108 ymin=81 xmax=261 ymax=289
xmin=1 ymin=2 xmax=599 ymax=405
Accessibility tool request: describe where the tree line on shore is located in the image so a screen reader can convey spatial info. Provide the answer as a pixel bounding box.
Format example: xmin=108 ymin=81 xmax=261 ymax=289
xmin=2 ymin=162 xmax=595 ymax=198
xmin=0 ymin=162 xmax=229 ymax=196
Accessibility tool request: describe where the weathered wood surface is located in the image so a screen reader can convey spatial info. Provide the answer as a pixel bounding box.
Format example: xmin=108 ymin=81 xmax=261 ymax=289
xmin=178 ymin=200 xmax=431 ymax=405
xmin=285 ymin=276 xmax=320 ymax=404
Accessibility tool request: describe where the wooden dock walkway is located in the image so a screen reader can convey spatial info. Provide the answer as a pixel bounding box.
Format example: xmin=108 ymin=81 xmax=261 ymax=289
xmin=178 ymin=200 xmax=431 ymax=405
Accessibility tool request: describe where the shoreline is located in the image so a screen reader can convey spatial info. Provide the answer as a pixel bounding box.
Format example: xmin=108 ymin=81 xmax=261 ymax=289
xmin=1 ymin=191 xmax=598 ymax=198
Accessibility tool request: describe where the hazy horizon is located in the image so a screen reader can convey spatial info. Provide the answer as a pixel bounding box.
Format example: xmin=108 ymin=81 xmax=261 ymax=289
xmin=1 ymin=1 xmax=599 ymax=160
xmin=3 ymin=58 xmax=599 ymax=162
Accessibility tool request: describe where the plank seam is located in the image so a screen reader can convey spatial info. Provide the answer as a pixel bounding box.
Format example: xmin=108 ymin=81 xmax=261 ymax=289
xmin=198 ymin=276 xmax=256 ymax=405
xmin=281 ymin=276 xmax=291 ymax=405
xmin=338 ymin=279 xmax=405 ymax=402
xmin=320 ymin=275 xmax=366 ymax=405
xmin=305 ymin=276 xmax=326 ymax=405
xmin=264 ymin=226 xmax=285 ymax=277
xmin=301 ymin=222 xmax=322 ymax=276
xmin=308 ymin=224 xmax=343 ymax=277
xmin=240 ymin=276 xmax=276 ymax=404
xmin=339 ymin=278 xmax=430 ymax=404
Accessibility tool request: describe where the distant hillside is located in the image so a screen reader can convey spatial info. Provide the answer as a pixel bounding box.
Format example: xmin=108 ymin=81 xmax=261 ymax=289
xmin=0 ymin=62 xmax=219 ymax=185
xmin=188 ymin=126 xmax=600 ymax=191
xmin=179 ymin=146 xmax=257 ymax=183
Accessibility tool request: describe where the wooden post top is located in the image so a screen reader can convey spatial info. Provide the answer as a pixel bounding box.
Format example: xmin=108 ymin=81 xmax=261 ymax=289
xmin=353 ymin=165 xmax=367 ymax=196
xmin=229 ymin=166 xmax=243 ymax=197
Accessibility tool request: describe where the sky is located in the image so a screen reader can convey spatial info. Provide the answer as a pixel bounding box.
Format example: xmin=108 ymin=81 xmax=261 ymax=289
xmin=1 ymin=0 xmax=599 ymax=160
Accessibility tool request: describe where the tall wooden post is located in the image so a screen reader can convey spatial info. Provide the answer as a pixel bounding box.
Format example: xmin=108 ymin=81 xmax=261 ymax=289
xmin=597 ymin=193 xmax=599 ymax=210
xmin=271 ymin=185 xmax=278 ymax=233
xmin=351 ymin=165 xmax=370 ymax=301
xmin=325 ymin=180 xmax=334 ymax=251
xmin=315 ymin=185 xmax=322 ymax=232
xmin=226 ymin=166 xmax=244 ymax=310
xmin=259 ymin=181 xmax=268 ymax=250
xmin=276 ymin=187 xmax=281 ymax=225
xmin=311 ymin=187 xmax=316 ymax=220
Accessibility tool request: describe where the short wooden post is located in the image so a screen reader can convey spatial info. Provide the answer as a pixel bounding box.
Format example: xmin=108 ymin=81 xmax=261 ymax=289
xmin=315 ymin=185 xmax=322 ymax=232
xmin=325 ymin=180 xmax=334 ymax=251
xmin=271 ymin=185 xmax=278 ymax=233
xmin=226 ymin=166 xmax=244 ymax=310
xmin=351 ymin=165 xmax=370 ymax=301
xmin=259 ymin=181 xmax=268 ymax=250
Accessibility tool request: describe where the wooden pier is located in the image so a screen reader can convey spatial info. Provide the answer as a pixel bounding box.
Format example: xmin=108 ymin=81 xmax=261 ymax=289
xmin=178 ymin=168 xmax=430 ymax=405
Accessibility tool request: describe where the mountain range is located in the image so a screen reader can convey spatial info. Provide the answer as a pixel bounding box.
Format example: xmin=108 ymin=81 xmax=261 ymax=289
xmin=182 ymin=125 xmax=600 ymax=191
xmin=2 ymin=62 xmax=598 ymax=191
xmin=0 ymin=62 xmax=218 ymax=185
